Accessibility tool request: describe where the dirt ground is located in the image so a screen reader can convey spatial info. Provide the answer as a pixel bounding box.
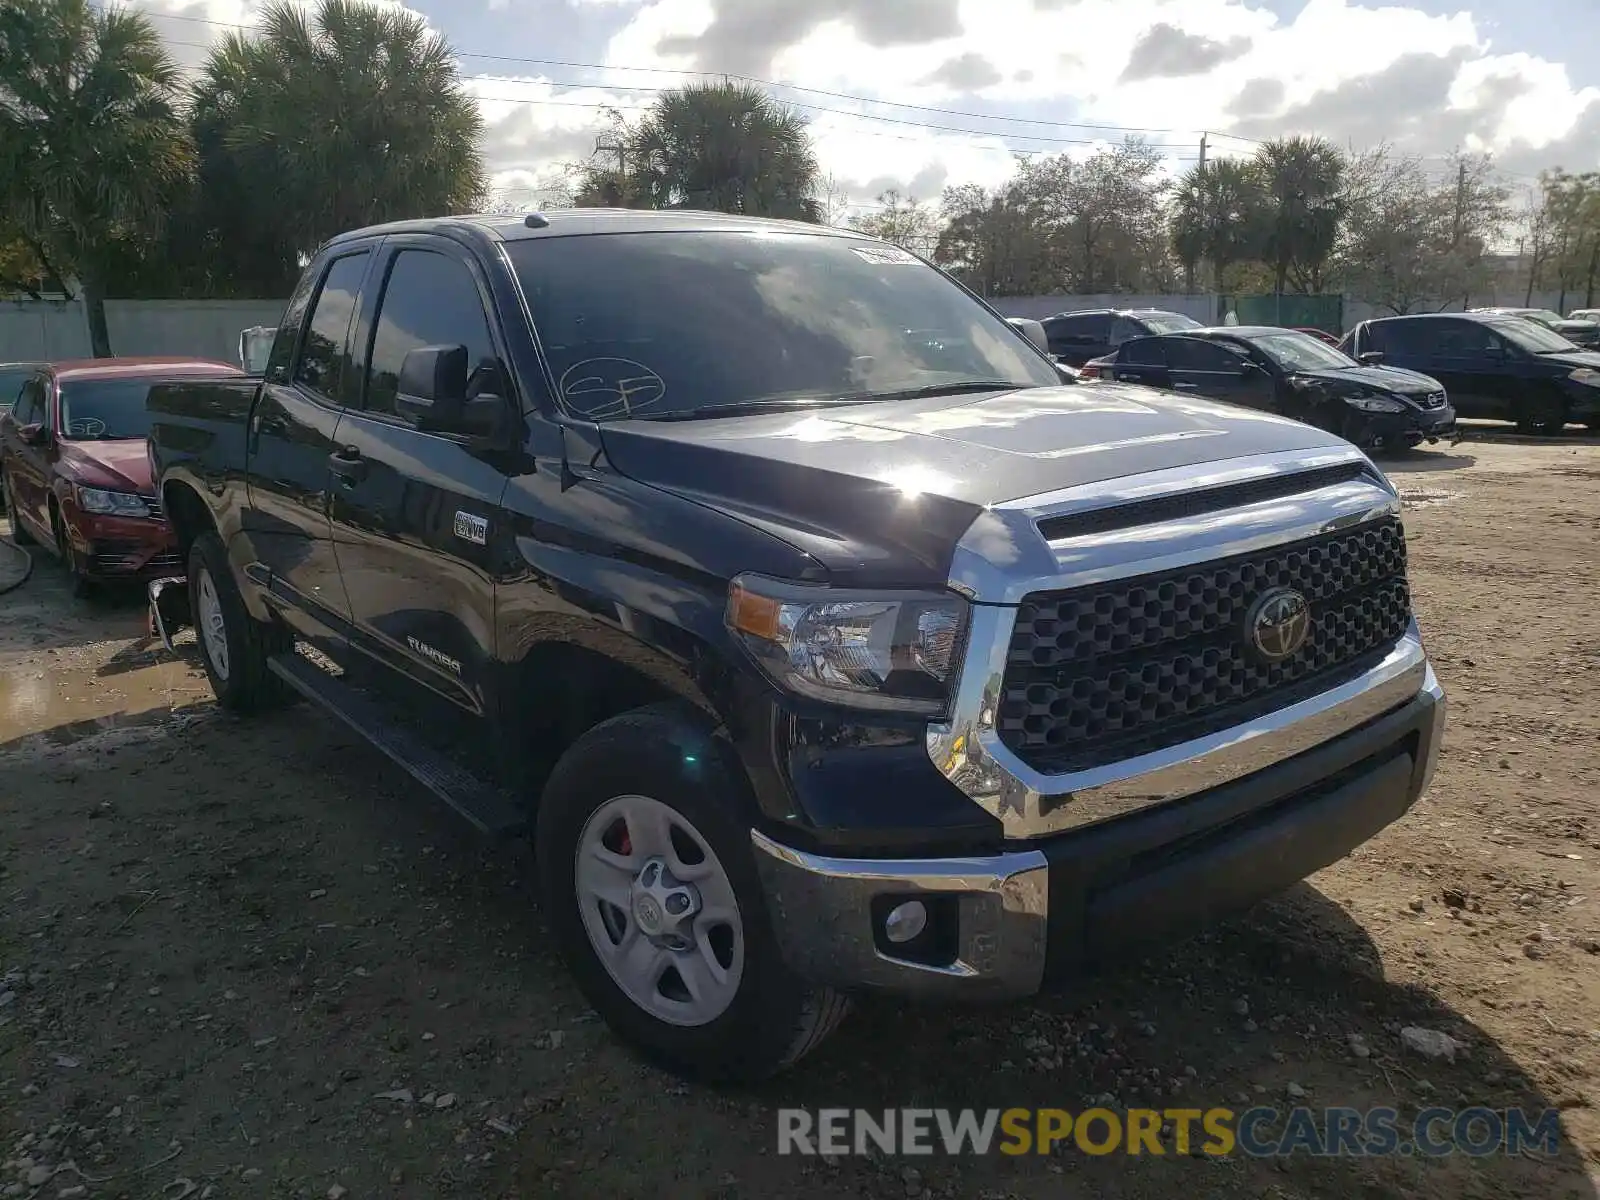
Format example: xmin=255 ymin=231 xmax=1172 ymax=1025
xmin=3 ymin=435 xmax=1600 ymax=1200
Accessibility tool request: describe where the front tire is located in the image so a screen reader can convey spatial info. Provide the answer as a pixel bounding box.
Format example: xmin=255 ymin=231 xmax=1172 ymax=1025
xmin=188 ymin=530 xmax=293 ymax=713
xmin=1 ymin=471 xmax=32 ymax=545
xmin=536 ymin=705 xmax=849 ymax=1083
xmin=1517 ymin=391 xmax=1569 ymax=436
xmin=51 ymin=502 xmax=94 ymax=600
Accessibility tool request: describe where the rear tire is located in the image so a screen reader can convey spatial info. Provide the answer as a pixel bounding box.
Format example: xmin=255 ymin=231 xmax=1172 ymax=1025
xmin=536 ymin=704 xmax=849 ymax=1083
xmin=188 ymin=529 xmax=293 ymax=713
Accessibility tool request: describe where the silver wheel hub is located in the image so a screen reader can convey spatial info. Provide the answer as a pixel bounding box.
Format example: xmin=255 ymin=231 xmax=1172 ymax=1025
xmin=196 ymin=567 xmax=230 ymax=682
xmin=575 ymin=794 xmax=745 ymax=1027
xmin=629 ymin=858 xmax=700 ymax=947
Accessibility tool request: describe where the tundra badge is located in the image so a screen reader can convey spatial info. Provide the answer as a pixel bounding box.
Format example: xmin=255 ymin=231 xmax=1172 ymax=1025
xmin=454 ymin=511 xmax=489 ymax=546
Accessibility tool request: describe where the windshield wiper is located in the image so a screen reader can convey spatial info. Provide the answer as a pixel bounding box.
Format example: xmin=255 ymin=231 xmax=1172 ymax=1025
xmin=831 ymin=380 xmax=1027 ymax=403
xmin=638 ymin=381 xmax=1026 ymax=422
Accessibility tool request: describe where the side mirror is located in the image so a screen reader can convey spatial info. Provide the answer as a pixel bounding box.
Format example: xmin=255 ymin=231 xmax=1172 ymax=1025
xmin=1358 ymin=351 xmax=1384 ymax=366
xmin=395 ymin=344 xmax=514 ymax=446
xmin=17 ymin=423 xmax=47 ymax=447
xmin=1007 ymin=317 xmax=1051 ymax=357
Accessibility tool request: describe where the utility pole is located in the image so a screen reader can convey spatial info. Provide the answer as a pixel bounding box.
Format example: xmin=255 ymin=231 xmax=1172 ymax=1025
xmin=1451 ymin=160 xmax=1468 ymax=307
xmin=1196 ymin=132 xmax=1209 ymax=299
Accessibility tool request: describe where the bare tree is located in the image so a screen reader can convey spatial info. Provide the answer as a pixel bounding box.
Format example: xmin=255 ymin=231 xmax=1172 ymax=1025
xmin=847 ymin=190 xmax=939 ymax=255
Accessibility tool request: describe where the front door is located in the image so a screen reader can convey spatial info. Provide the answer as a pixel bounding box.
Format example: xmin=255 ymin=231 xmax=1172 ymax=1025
xmin=3 ymin=375 xmax=53 ymax=538
xmin=242 ymin=249 xmax=372 ymax=639
xmin=325 ymin=239 xmax=513 ymax=714
xmin=1165 ymin=337 xmax=1269 ymax=406
xmin=1106 ymin=336 xmax=1171 ymax=387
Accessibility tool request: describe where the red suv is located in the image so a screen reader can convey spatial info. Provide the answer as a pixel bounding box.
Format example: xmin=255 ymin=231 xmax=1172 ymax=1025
xmin=0 ymin=358 xmax=242 ymax=593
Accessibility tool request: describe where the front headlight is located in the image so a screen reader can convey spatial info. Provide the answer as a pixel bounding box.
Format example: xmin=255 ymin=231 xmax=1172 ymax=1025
xmin=726 ymin=575 xmax=969 ymax=715
xmin=1569 ymin=368 xmax=1600 ymax=386
xmin=76 ymin=486 xmax=150 ymax=517
xmin=1344 ymin=392 xmax=1407 ymax=413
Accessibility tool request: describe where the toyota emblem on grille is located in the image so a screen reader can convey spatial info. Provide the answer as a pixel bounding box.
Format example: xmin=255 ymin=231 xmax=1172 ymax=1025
xmin=1246 ymin=587 xmax=1311 ymax=662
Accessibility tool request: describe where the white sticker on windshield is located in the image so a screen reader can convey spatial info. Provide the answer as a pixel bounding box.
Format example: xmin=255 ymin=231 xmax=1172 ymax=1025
xmin=850 ymin=244 xmax=919 ymax=265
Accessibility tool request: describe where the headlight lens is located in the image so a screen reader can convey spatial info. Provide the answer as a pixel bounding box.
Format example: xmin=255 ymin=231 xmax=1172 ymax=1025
xmin=726 ymin=575 xmax=968 ymax=715
xmin=76 ymin=486 xmax=150 ymax=517
xmin=1568 ymin=367 xmax=1600 ymax=386
xmin=1344 ymin=392 xmax=1407 ymax=413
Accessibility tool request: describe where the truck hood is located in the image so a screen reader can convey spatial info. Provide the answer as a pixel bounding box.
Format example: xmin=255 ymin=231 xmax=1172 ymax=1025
xmin=56 ymin=439 xmax=153 ymax=493
xmin=596 ymin=383 xmax=1351 ymax=588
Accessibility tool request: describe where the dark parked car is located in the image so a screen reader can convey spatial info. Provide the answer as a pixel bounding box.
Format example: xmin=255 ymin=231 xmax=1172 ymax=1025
xmin=1082 ymin=326 xmax=1456 ymax=450
xmin=1040 ymin=307 xmax=1203 ymax=366
xmin=142 ymin=210 xmax=1442 ymax=1082
xmin=0 ymin=357 xmax=242 ymax=592
xmin=1470 ymin=306 xmax=1600 ymax=349
xmin=1341 ymin=312 xmax=1600 ymax=434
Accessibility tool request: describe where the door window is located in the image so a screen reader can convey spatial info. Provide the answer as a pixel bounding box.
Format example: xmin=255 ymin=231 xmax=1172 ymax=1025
xmin=294 ymin=251 xmax=370 ymax=402
xmin=1120 ymin=337 xmax=1167 ymax=366
xmin=1109 ymin=316 xmax=1145 ymax=346
xmin=1045 ymin=313 xmax=1111 ymax=346
xmin=1165 ymin=338 xmax=1245 ymax=372
xmin=11 ymin=377 xmax=45 ymax=427
xmin=364 ymin=249 xmax=501 ymax=420
xmin=1369 ymin=320 xmax=1439 ymax=356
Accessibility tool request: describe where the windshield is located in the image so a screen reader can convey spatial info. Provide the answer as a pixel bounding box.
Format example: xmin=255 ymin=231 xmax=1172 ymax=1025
xmin=58 ymin=379 xmax=162 ymax=440
xmin=506 ymin=231 xmax=1059 ymax=420
xmin=1141 ymin=313 xmax=1202 ymax=334
xmin=0 ymin=367 xmax=34 ymax=410
xmin=1495 ymin=319 xmax=1579 ymax=354
xmin=1245 ymin=330 xmax=1358 ymax=371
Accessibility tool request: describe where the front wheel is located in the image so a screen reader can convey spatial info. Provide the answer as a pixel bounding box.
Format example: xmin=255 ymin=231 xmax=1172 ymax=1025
xmin=1 ymin=471 xmax=32 ymax=545
xmin=1516 ymin=392 xmax=1569 ymax=436
xmin=536 ymin=705 xmax=849 ymax=1082
xmin=51 ymin=502 xmax=94 ymax=600
xmin=188 ymin=530 xmax=293 ymax=713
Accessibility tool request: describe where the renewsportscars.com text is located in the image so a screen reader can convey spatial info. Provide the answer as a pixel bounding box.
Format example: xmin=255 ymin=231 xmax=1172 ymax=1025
xmin=777 ymin=1106 xmax=1561 ymax=1158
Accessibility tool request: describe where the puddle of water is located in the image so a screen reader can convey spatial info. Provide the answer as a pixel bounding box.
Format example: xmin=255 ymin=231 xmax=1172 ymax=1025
xmin=0 ymin=650 xmax=212 ymax=747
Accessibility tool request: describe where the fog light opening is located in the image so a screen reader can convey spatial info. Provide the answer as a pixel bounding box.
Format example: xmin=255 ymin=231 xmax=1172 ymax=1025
xmin=883 ymin=900 xmax=928 ymax=945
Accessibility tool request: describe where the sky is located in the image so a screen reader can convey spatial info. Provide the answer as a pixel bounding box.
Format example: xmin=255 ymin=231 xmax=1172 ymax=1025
xmin=124 ymin=0 xmax=1600 ymax=217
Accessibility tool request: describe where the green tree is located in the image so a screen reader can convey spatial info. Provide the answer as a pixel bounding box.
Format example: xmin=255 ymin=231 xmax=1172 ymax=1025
xmin=194 ymin=0 xmax=486 ymax=294
xmin=1171 ymin=158 xmax=1266 ymax=293
xmin=848 ymin=190 xmax=938 ymax=255
xmin=0 ymin=0 xmax=191 ymax=353
xmin=1253 ymin=136 xmax=1347 ymax=293
xmin=578 ymin=82 xmax=822 ymax=220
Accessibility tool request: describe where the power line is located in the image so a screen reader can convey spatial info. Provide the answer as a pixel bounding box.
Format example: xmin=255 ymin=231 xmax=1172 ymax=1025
xmin=109 ymin=4 xmax=1262 ymax=145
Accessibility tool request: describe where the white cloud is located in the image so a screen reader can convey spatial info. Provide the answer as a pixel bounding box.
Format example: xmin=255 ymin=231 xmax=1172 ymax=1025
xmin=127 ymin=0 xmax=1600 ymax=213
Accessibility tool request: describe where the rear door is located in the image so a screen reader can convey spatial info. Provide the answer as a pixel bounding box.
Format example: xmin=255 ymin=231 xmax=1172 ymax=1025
xmin=1164 ymin=337 xmax=1263 ymax=404
xmin=1043 ymin=313 xmax=1112 ymax=366
xmin=244 ymin=249 xmax=372 ymax=638
xmin=1105 ymin=336 xmax=1171 ymax=387
xmin=325 ymin=236 xmax=515 ymax=714
xmin=1416 ymin=320 xmax=1506 ymax=418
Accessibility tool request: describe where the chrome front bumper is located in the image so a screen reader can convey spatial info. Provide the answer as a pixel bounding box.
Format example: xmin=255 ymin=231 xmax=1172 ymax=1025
xmin=753 ymin=665 xmax=1445 ymax=1000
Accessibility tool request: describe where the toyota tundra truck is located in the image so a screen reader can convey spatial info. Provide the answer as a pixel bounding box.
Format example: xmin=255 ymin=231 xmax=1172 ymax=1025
xmin=143 ymin=209 xmax=1445 ymax=1082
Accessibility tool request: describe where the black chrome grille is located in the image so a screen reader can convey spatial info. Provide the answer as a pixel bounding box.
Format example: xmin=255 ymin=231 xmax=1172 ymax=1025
xmin=996 ymin=518 xmax=1412 ymax=772
xmin=1417 ymin=391 xmax=1447 ymax=410
xmin=143 ymin=496 xmax=164 ymax=521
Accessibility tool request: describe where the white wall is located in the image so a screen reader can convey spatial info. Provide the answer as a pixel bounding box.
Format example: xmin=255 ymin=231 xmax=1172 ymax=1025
xmin=0 ymin=298 xmax=286 ymax=365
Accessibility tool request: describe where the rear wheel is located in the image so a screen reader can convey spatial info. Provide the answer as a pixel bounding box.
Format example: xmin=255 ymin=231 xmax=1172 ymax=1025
xmin=188 ymin=529 xmax=293 ymax=713
xmin=537 ymin=705 xmax=849 ymax=1082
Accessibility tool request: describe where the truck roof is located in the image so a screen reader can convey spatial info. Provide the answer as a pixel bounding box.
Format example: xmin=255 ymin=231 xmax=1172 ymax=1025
xmin=327 ymin=208 xmax=869 ymax=248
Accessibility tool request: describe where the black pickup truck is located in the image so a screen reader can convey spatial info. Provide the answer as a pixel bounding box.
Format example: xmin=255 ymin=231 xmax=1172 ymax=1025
xmin=145 ymin=209 xmax=1445 ymax=1081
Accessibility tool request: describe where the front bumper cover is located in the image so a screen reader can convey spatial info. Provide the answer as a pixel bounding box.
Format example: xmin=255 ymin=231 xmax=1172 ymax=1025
xmin=752 ymin=666 xmax=1444 ymax=1000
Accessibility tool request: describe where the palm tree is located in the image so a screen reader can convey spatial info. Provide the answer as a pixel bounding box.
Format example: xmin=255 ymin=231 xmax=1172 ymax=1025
xmin=194 ymin=0 xmax=485 ymax=286
xmin=1253 ymin=136 xmax=1347 ymax=294
xmin=580 ymin=82 xmax=822 ymax=221
xmin=1171 ymin=159 xmax=1266 ymax=293
xmin=0 ymin=0 xmax=192 ymax=355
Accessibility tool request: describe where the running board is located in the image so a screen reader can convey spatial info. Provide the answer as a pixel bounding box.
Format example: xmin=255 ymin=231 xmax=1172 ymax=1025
xmin=266 ymin=652 xmax=528 ymax=837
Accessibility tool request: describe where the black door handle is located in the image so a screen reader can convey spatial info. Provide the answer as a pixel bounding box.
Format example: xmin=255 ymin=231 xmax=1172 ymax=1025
xmin=328 ymin=447 xmax=367 ymax=484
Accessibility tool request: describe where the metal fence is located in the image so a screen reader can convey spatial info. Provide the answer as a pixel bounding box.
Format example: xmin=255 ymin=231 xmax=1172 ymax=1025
xmin=0 ymin=298 xmax=287 ymax=364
